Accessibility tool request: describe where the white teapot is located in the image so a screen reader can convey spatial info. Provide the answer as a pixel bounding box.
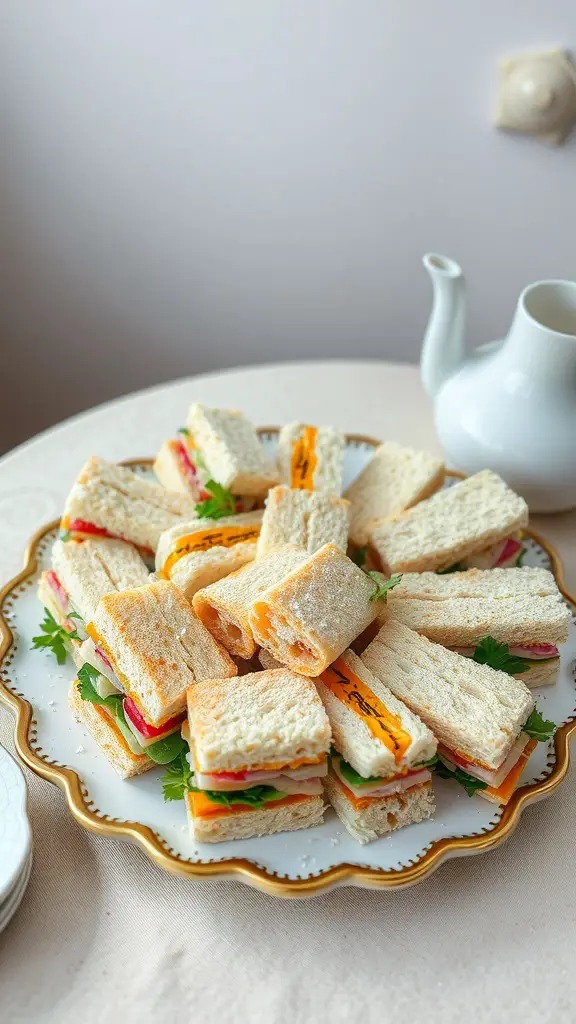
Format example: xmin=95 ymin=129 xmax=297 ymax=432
xmin=421 ymin=254 xmax=576 ymax=512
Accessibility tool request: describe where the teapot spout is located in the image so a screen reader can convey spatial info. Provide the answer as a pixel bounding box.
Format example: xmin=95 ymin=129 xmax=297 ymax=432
xmin=421 ymin=253 xmax=466 ymax=399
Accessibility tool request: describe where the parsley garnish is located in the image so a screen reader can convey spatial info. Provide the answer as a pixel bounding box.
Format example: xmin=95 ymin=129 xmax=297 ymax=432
xmin=434 ymin=759 xmax=488 ymax=797
xmin=515 ymin=546 xmax=527 ymax=567
xmin=366 ymin=572 xmax=403 ymax=603
xmin=523 ymin=707 xmax=555 ymax=742
xmin=178 ymin=426 xmax=191 ymax=437
xmin=162 ymin=750 xmax=194 ymax=801
xmin=351 ymin=546 xmax=368 ymax=569
xmin=473 ymin=636 xmax=530 ymax=675
xmin=32 ymin=609 xmax=81 ymax=665
xmin=60 ymin=530 xmax=72 ymax=542
xmin=195 ymin=480 xmax=236 ymax=520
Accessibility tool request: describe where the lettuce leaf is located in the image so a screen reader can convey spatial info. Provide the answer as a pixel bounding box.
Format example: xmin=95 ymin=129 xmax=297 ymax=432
xmin=433 ymin=759 xmax=488 ymax=797
xmin=162 ymin=750 xmax=194 ymax=801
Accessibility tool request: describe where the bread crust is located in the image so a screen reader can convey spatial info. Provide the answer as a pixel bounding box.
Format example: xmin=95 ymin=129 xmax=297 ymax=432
xmin=345 ymin=442 xmax=445 ymax=546
xmin=250 ymin=544 xmax=378 ymax=676
xmin=68 ymin=681 xmax=152 ymax=779
xmin=370 ymin=470 xmax=529 ymax=574
xmin=324 ymin=773 xmax=434 ymax=844
xmin=186 ymin=791 xmax=325 ymax=842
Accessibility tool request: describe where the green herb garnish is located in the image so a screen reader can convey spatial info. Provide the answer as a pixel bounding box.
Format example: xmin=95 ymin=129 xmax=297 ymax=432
xmin=351 ymin=546 xmax=368 ymax=569
xmin=416 ymin=754 xmax=440 ymax=770
xmin=161 ymin=750 xmax=194 ymax=801
xmin=434 ymin=759 xmax=488 ymax=797
xmin=473 ymin=636 xmax=530 ymax=675
xmin=438 ymin=562 xmax=464 ymax=574
xmin=515 ymin=546 xmax=527 ymax=567
xmin=366 ymin=572 xmax=403 ymax=603
xmin=60 ymin=530 xmax=72 ymax=542
xmin=32 ymin=609 xmax=81 ymax=665
xmin=523 ymin=707 xmax=555 ymax=743
xmin=178 ymin=426 xmax=191 ymax=437
xmin=195 ymin=480 xmax=236 ymax=520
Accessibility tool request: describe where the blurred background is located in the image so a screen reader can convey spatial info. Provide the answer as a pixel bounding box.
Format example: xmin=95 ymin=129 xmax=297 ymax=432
xmin=1 ymin=1 xmax=574 ymax=453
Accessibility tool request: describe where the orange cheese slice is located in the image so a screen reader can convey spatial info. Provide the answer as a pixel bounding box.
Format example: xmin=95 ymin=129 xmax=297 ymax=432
xmin=290 ymin=425 xmax=318 ymax=489
xmin=320 ymin=657 xmax=412 ymax=763
xmin=480 ymin=739 xmax=538 ymax=805
xmin=189 ymin=791 xmax=308 ymax=819
xmin=162 ymin=524 xmax=261 ymax=577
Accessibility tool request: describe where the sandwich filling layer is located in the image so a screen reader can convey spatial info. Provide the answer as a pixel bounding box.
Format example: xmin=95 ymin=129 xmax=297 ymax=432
xmin=291 ymin=426 xmax=318 ymax=489
xmin=60 ymin=518 xmax=154 ymax=559
xmin=160 ymin=523 xmax=262 ymax=578
xmin=331 ymin=767 xmax=432 ymax=812
xmin=43 ymin=570 xmax=87 ymax=640
xmin=330 ymin=751 xmax=433 ymax=805
xmin=169 ymin=435 xmax=210 ymax=502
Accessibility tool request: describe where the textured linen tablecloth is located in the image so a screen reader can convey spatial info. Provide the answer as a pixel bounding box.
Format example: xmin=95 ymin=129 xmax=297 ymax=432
xmin=1 ymin=361 xmax=575 ymax=1024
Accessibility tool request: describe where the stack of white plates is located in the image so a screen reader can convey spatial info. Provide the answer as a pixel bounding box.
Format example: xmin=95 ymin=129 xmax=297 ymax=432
xmin=0 ymin=745 xmax=32 ymax=934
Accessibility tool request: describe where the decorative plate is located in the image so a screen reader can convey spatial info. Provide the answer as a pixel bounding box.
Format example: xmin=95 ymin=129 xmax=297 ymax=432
xmin=0 ymin=744 xmax=32 ymax=906
xmin=1 ymin=432 xmax=575 ymax=898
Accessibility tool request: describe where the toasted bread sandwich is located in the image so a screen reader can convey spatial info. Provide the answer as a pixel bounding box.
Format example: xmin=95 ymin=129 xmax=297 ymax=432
xmin=345 ymin=441 xmax=445 ymax=547
xmin=35 ymin=537 xmax=149 ymax=669
xmin=276 ymin=422 xmax=345 ymax=495
xmin=361 ymin=619 xmax=552 ymax=804
xmin=316 ymin=649 xmax=436 ymax=843
xmin=249 ymin=544 xmax=380 ymax=677
xmin=181 ymin=669 xmax=331 ymax=842
xmin=69 ymin=580 xmax=237 ymax=777
xmin=370 ymin=470 xmax=528 ymax=574
xmin=61 ymin=457 xmax=197 ymax=557
xmin=386 ymin=567 xmax=570 ymax=687
xmin=185 ymin=404 xmax=278 ymax=496
xmin=257 ymin=486 xmax=350 ymax=558
xmin=156 ymin=511 xmax=263 ymax=600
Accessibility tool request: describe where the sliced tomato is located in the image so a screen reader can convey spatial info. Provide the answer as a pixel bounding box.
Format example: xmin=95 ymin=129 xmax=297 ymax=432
xmin=123 ymin=696 xmax=185 ymax=739
xmin=204 ymin=769 xmax=250 ymax=782
xmin=94 ymin=645 xmax=113 ymax=671
xmin=494 ymin=537 xmax=523 ymax=567
xmin=46 ymin=570 xmax=69 ymax=611
xmin=68 ymin=519 xmax=115 ymax=539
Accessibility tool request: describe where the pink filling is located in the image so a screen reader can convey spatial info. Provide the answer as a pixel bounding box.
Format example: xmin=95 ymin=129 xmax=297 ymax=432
xmin=509 ymin=643 xmax=559 ymax=660
xmin=94 ymin=646 xmax=113 ymax=671
xmin=494 ymin=538 xmax=523 ymax=567
xmin=46 ymin=571 xmax=69 ymax=615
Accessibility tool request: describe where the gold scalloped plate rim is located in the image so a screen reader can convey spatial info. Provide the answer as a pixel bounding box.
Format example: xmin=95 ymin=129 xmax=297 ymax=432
xmin=0 ymin=434 xmax=575 ymax=898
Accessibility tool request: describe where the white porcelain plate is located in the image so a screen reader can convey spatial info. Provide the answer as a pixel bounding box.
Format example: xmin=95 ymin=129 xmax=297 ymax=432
xmin=0 ymin=432 xmax=575 ymax=897
xmin=0 ymin=744 xmax=31 ymax=906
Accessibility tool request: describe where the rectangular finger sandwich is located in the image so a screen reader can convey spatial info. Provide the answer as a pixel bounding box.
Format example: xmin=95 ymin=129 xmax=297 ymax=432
xmin=345 ymin=441 xmax=445 ymax=547
xmin=182 ymin=669 xmax=331 ymax=843
xmin=386 ymin=566 xmax=570 ymax=686
xmin=370 ymin=470 xmax=528 ymax=574
xmin=249 ymin=543 xmax=380 ymax=677
xmin=70 ymin=580 xmax=237 ymax=778
xmin=256 ymin=486 xmax=350 ymax=558
xmin=192 ymin=545 xmax=309 ymax=659
xmin=361 ymin=619 xmax=542 ymax=804
xmin=61 ymin=457 xmax=197 ymax=558
xmin=186 ymin=403 xmax=278 ymax=496
xmin=156 ymin=511 xmax=263 ymax=600
xmin=36 ymin=537 xmax=150 ymax=670
xmin=317 ymin=649 xmax=436 ymax=843
xmin=276 ymin=422 xmax=345 ymax=495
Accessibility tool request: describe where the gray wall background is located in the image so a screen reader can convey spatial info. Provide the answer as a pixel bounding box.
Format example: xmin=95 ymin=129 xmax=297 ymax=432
xmin=1 ymin=1 xmax=575 ymax=452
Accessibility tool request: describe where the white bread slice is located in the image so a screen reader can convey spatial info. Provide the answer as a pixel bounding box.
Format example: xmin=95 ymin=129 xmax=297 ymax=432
xmin=62 ymin=457 xmax=197 ymax=554
xmin=257 ymin=486 xmax=350 ymax=558
xmin=345 ymin=442 xmax=445 ymax=546
xmin=186 ymin=404 xmax=278 ymax=496
xmin=68 ymin=680 xmax=152 ymax=779
xmin=156 ymin=511 xmax=263 ymax=600
xmin=276 ymin=423 xmax=345 ymax=495
xmin=370 ymin=470 xmax=529 ymax=574
xmin=386 ymin=567 xmax=570 ymax=647
xmin=37 ymin=572 xmax=85 ymax=670
xmin=153 ymin=439 xmax=206 ymax=498
xmin=193 ymin=545 xmax=309 ymax=658
xmin=361 ymin=619 xmax=534 ymax=770
xmin=250 ymin=544 xmax=379 ymax=677
xmin=324 ymin=773 xmax=434 ymax=844
xmin=187 ymin=668 xmax=331 ymax=773
xmin=316 ymin=649 xmax=436 ymax=779
xmin=185 ymin=791 xmax=325 ymax=843
xmin=88 ymin=580 xmax=236 ymax=726
xmin=51 ymin=537 xmax=149 ymax=623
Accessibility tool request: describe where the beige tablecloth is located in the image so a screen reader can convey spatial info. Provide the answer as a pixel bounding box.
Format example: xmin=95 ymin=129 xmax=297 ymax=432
xmin=1 ymin=362 xmax=575 ymax=1024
